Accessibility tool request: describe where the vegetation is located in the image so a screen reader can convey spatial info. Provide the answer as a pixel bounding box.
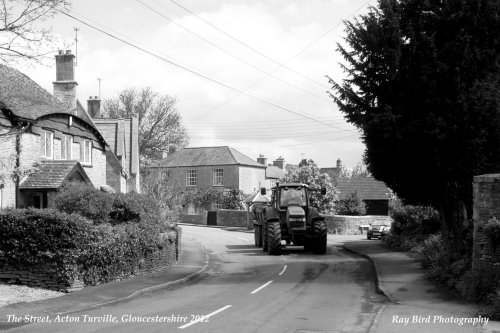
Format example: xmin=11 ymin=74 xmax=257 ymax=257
xmin=330 ymin=0 xmax=500 ymax=252
xmin=180 ymin=187 xmax=245 ymax=210
xmin=102 ymin=87 xmax=189 ymax=166
xmin=280 ymin=159 xmax=338 ymax=214
xmin=0 ymin=0 xmax=70 ymax=63
xmin=336 ymin=191 xmax=366 ymax=216
xmin=0 ymin=208 xmax=178 ymax=286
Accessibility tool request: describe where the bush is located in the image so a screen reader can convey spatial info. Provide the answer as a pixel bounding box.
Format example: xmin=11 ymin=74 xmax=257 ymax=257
xmin=0 ymin=208 xmax=94 ymax=280
xmin=336 ymin=191 xmax=366 ymax=216
xmin=391 ymin=205 xmax=440 ymax=238
xmin=53 ymin=181 xmax=114 ymax=224
xmin=54 ymin=181 xmax=175 ymax=229
xmin=0 ymin=208 xmax=180 ymax=286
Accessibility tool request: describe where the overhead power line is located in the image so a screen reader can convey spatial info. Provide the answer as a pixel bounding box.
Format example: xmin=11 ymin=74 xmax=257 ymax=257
xmin=136 ymin=0 xmax=330 ymax=102
xmin=58 ymin=10 xmax=353 ymax=132
xmin=167 ymin=0 xmax=329 ymax=90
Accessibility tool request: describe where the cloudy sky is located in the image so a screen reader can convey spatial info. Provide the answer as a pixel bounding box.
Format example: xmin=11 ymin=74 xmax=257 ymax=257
xmin=18 ymin=0 xmax=373 ymax=169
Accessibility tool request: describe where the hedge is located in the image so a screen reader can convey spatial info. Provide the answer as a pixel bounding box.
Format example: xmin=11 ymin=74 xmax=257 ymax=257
xmin=0 ymin=208 xmax=179 ymax=286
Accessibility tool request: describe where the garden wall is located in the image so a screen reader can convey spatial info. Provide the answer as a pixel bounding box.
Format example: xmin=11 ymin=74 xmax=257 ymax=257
xmin=472 ymin=174 xmax=500 ymax=282
xmin=323 ymin=215 xmax=393 ymax=235
xmin=180 ymin=209 xmax=251 ymax=228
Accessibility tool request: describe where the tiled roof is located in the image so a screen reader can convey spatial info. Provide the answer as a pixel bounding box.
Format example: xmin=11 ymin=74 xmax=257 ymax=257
xmin=19 ymin=161 xmax=91 ymax=190
xmin=152 ymin=146 xmax=265 ymax=168
xmin=266 ymin=165 xmax=286 ymax=179
xmin=337 ymin=176 xmax=390 ymax=201
xmin=0 ymin=64 xmax=72 ymax=120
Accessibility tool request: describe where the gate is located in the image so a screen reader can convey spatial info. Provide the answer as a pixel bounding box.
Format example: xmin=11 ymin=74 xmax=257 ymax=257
xmin=207 ymin=211 xmax=217 ymax=226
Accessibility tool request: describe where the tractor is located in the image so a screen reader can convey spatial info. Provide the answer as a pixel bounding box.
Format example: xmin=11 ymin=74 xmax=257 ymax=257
xmin=252 ymin=183 xmax=327 ymax=255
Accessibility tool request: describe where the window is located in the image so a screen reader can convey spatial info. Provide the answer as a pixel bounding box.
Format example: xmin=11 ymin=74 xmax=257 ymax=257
xmin=41 ymin=130 xmax=53 ymax=158
xmin=61 ymin=135 xmax=72 ymax=160
xmin=280 ymin=187 xmax=307 ymax=207
xmin=186 ymin=169 xmax=197 ymax=186
xmin=81 ymin=140 xmax=92 ymax=164
xmin=213 ymin=169 xmax=223 ymax=186
xmin=270 ymin=179 xmax=277 ymax=188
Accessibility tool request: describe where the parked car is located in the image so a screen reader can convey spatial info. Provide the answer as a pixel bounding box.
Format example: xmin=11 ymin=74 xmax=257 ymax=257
xmin=367 ymin=223 xmax=391 ymax=240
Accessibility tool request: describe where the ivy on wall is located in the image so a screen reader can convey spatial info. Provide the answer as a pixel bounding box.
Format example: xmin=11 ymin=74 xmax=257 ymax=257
xmin=181 ymin=187 xmax=245 ymax=210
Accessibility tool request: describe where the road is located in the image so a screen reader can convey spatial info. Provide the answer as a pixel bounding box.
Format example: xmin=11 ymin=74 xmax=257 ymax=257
xmin=9 ymin=225 xmax=387 ymax=333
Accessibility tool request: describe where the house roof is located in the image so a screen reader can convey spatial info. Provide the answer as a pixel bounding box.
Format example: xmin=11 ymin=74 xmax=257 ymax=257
xmin=337 ymin=176 xmax=390 ymax=201
xmin=19 ymin=160 xmax=92 ymax=190
xmin=151 ymin=146 xmax=266 ymax=168
xmin=266 ymin=165 xmax=286 ymax=179
xmin=0 ymin=64 xmax=72 ymax=121
xmin=320 ymin=167 xmax=341 ymax=179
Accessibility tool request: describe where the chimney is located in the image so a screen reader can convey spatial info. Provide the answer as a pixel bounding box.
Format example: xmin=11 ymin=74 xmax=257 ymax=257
xmin=273 ymin=156 xmax=285 ymax=170
xmin=53 ymin=50 xmax=78 ymax=110
xmin=87 ymin=96 xmax=101 ymax=118
xmin=336 ymin=158 xmax=342 ymax=168
xmin=257 ymin=154 xmax=267 ymax=166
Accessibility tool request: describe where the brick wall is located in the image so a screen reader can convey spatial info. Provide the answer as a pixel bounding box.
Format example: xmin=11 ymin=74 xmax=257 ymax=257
xmin=472 ymin=174 xmax=500 ymax=283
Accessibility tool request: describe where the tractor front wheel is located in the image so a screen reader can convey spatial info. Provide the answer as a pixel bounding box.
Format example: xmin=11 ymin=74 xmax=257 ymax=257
xmin=312 ymin=220 xmax=327 ymax=254
xmin=267 ymin=222 xmax=281 ymax=255
xmin=262 ymin=224 xmax=268 ymax=251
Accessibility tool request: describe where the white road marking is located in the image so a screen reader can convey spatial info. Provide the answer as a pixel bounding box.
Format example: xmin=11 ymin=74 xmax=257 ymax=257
xmin=278 ymin=265 xmax=287 ymax=276
xmin=178 ymin=305 xmax=232 ymax=329
xmin=237 ymin=237 xmax=250 ymax=242
xmin=250 ymin=280 xmax=273 ymax=294
xmin=281 ymin=256 xmax=287 ymax=262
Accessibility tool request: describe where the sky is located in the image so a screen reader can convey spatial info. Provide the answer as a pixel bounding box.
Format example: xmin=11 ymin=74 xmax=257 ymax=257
xmin=16 ymin=0 xmax=374 ymax=170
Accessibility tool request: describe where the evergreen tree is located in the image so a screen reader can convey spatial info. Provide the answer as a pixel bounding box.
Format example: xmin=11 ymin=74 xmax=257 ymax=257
xmin=330 ymin=0 xmax=500 ymax=251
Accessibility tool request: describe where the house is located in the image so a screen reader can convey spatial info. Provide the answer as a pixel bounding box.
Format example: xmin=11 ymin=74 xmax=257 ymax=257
xmin=149 ymin=146 xmax=267 ymax=212
xmin=256 ymin=154 xmax=287 ymax=189
xmin=320 ymin=158 xmax=343 ymax=181
xmin=0 ymin=51 xmax=133 ymax=208
xmin=0 ymin=63 xmax=120 ymax=208
xmin=55 ymin=49 xmax=140 ymax=193
xmin=337 ymin=176 xmax=390 ymax=215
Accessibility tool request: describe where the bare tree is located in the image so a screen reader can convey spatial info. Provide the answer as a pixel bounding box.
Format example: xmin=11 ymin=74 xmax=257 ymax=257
xmin=102 ymin=87 xmax=189 ymax=166
xmin=0 ymin=0 xmax=70 ymax=63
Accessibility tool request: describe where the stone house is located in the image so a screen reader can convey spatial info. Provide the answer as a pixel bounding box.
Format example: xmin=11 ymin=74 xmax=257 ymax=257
xmin=150 ymin=146 xmax=266 ymax=213
xmin=0 ymin=51 xmax=133 ymax=208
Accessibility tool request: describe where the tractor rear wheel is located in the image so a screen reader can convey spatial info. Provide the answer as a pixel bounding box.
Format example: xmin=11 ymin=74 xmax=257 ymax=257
xmin=254 ymin=225 xmax=262 ymax=247
xmin=267 ymin=222 xmax=281 ymax=255
xmin=312 ymin=220 xmax=327 ymax=254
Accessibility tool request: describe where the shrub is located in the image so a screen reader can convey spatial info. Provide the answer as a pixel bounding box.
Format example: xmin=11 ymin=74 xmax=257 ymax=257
xmin=110 ymin=192 xmax=163 ymax=226
xmin=391 ymin=205 xmax=440 ymax=238
xmin=0 ymin=208 xmax=94 ymax=280
xmin=0 ymin=208 xmax=179 ymax=286
xmin=53 ymin=181 xmax=114 ymax=224
xmin=336 ymin=191 xmax=366 ymax=216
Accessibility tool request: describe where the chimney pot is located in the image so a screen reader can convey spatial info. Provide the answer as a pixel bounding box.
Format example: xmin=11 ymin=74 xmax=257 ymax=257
xmin=95 ymin=96 xmax=98 ymax=99
xmin=58 ymin=50 xmax=64 ymax=55
xmin=66 ymin=50 xmax=71 ymax=54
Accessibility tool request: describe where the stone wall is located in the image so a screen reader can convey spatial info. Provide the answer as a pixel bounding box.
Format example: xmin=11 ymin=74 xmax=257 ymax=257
xmin=323 ymin=215 xmax=393 ymax=235
xmin=472 ymin=174 xmax=500 ymax=284
xmin=0 ymin=229 xmax=182 ymax=293
xmin=216 ymin=209 xmax=249 ymax=227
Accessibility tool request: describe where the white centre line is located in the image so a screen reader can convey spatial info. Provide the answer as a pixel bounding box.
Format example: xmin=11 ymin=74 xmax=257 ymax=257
xmin=178 ymin=305 xmax=232 ymax=329
xmin=237 ymin=237 xmax=250 ymax=242
xmin=278 ymin=265 xmax=287 ymax=276
xmin=250 ymin=280 xmax=273 ymax=294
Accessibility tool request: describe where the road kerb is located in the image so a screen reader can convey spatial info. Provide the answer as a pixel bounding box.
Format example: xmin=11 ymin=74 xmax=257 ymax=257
xmin=342 ymin=244 xmax=398 ymax=304
xmin=55 ymin=243 xmax=211 ymax=316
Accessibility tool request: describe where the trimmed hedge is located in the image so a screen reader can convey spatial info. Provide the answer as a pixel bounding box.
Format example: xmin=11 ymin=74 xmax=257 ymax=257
xmin=0 ymin=208 xmax=180 ymax=286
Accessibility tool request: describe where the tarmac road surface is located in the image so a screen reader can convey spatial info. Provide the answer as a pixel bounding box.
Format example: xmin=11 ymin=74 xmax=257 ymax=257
xmin=6 ymin=225 xmax=388 ymax=333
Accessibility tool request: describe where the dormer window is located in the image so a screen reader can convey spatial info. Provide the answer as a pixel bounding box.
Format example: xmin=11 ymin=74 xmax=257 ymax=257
xmin=41 ymin=130 xmax=53 ymax=159
xmin=61 ymin=135 xmax=73 ymax=160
